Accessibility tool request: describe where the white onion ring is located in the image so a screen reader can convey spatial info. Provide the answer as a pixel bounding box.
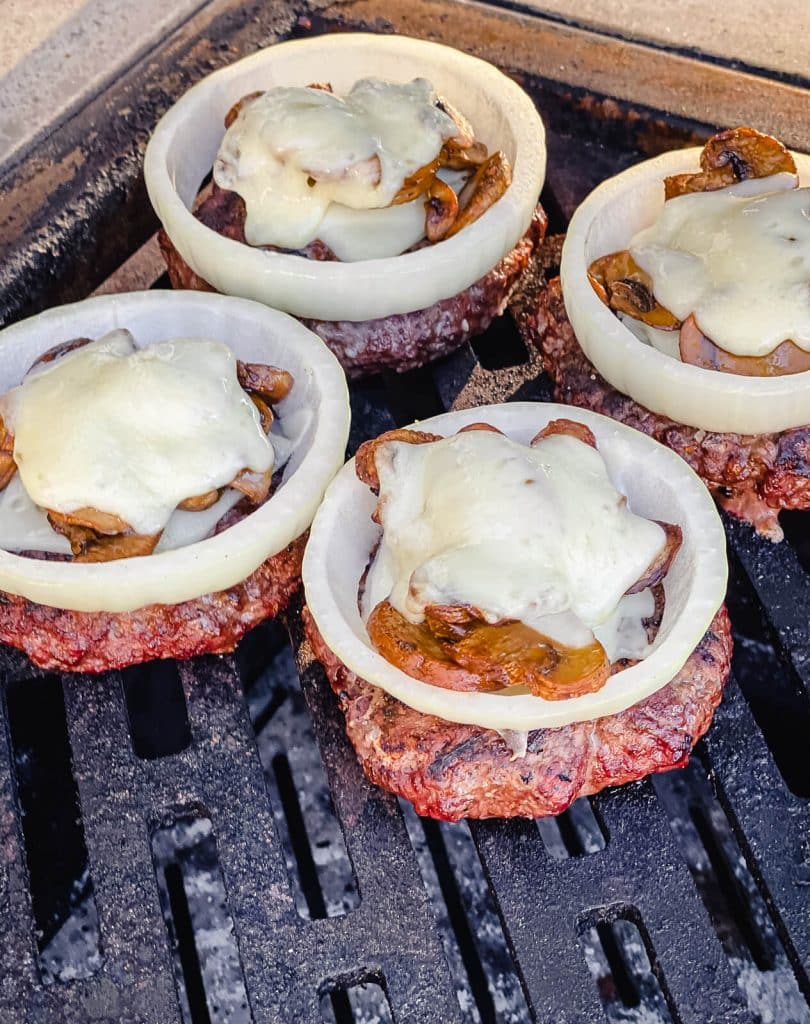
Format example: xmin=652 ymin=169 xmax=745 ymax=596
xmin=302 ymin=403 xmax=727 ymax=731
xmin=0 ymin=291 xmax=349 ymax=613
xmin=144 ymin=33 xmax=546 ymax=322
xmin=561 ymin=149 xmax=810 ymax=434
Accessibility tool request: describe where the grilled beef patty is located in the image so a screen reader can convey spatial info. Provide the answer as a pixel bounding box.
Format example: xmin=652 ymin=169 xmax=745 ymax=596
xmin=516 ymin=276 xmax=810 ymax=540
xmin=159 ymin=184 xmax=547 ymax=378
xmin=0 ymin=533 xmax=306 ymax=674
xmin=303 ymin=605 xmax=731 ymax=820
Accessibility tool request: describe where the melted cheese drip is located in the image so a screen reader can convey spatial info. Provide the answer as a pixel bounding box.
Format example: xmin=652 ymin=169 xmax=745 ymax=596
xmin=361 ymin=432 xmax=666 ymax=649
xmin=214 ymin=78 xmax=458 ymax=255
xmin=630 ymin=177 xmax=810 ymax=357
xmin=0 ymin=331 xmax=274 ymax=537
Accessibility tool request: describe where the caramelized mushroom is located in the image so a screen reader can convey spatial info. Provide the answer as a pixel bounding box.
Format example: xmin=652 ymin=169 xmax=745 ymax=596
xmin=355 ymin=428 xmax=444 ymax=491
xmin=436 ymin=95 xmax=475 ymax=149
xmin=0 ymin=416 xmax=16 ymax=491
xmin=231 ymin=466 xmax=274 ymax=505
xmin=391 ymin=155 xmax=443 ymax=205
xmin=47 ymin=508 xmax=160 ymax=562
xmin=625 ymin=522 xmax=683 ymax=594
xmin=678 ymin=314 xmax=810 ymax=376
xmin=236 ymin=362 xmax=294 ymax=402
xmin=30 ymin=337 xmax=93 ymax=371
xmin=531 ymin=418 xmax=597 ymax=449
xmin=445 ymin=151 xmax=512 ymax=239
xmin=457 ymin=422 xmax=505 ymax=435
xmin=664 ymin=127 xmax=797 ymax=200
xmin=224 ymin=91 xmax=264 ymax=130
xmin=440 ymin=139 xmax=488 ymax=170
xmin=588 ymin=251 xmax=681 ymax=330
xmin=250 ymin=394 xmax=274 ymax=433
xmin=177 ymin=490 xmax=221 ymax=512
xmin=424 ymin=177 xmax=459 ymax=242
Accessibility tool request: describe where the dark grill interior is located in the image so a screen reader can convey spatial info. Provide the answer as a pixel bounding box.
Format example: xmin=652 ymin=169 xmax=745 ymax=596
xmin=0 ymin=4 xmax=808 ymax=1022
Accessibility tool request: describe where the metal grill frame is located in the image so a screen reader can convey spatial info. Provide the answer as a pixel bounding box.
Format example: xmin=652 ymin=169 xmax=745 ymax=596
xmin=0 ymin=3 xmax=809 ymax=1022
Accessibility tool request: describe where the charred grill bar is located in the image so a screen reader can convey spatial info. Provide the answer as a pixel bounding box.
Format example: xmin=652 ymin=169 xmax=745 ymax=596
xmin=0 ymin=2 xmax=808 ymax=1022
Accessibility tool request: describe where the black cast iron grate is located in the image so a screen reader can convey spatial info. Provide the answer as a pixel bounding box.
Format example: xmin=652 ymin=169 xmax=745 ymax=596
xmin=0 ymin=4 xmax=809 ymax=1023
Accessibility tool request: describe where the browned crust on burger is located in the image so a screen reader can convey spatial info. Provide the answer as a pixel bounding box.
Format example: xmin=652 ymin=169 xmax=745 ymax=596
xmin=158 ymin=189 xmax=547 ymax=377
xmin=0 ymin=534 xmax=306 ymax=673
xmin=516 ymin=276 xmax=810 ymax=540
xmin=303 ymin=604 xmax=732 ymax=820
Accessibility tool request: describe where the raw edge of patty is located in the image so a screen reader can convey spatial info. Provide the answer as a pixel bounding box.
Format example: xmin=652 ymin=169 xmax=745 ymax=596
xmin=514 ymin=272 xmax=810 ymax=541
xmin=302 ymin=604 xmax=732 ymax=821
xmin=0 ymin=533 xmax=306 ymax=674
xmin=158 ymin=184 xmax=547 ymax=378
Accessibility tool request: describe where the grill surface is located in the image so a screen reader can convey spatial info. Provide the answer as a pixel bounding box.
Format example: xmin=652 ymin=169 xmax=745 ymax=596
xmin=0 ymin=4 xmax=808 ymax=1023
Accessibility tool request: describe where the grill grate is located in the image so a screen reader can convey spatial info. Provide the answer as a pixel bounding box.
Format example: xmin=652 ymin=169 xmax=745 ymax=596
xmin=1 ymin=4 xmax=809 ymax=1023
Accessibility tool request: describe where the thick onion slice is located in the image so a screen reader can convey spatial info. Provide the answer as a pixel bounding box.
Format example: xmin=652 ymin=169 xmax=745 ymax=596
xmin=302 ymin=403 xmax=727 ymax=731
xmin=144 ymin=33 xmax=546 ymax=323
xmin=0 ymin=291 xmax=350 ymax=613
xmin=561 ymin=150 xmax=810 ymax=434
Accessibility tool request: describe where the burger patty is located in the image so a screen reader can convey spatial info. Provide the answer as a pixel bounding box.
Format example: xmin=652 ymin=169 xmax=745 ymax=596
xmin=158 ymin=185 xmax=547 ymax=377
xmin=516 ymin=276 xmax=810 ymax=541
xmin=303 ymin=605 xmax=731 ymax=821
xmin=0 ymin=534 xmax=306 ymax=674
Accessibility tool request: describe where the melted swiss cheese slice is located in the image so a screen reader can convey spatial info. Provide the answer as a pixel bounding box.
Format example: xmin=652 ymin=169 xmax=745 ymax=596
xmin=361 ymin=431 xmax=665 ymax=655
xmin=0 ymin=331 xmax=274 ymax=537
xmin=214 ymin=78 xmax=459 ymax=258
xmin=630 ymin=175 xmax=810 ymax=357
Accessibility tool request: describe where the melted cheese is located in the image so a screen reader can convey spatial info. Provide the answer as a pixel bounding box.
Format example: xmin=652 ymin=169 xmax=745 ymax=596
xmin=361 ymin=431 xmax=666 ymax=648
xmin=0 ymin=331 xmax=274 ymax=537
xmin=630 ymin=177 xmax=810 ymax=357
xmin=214 ymin=78 xmax=458 ymax=256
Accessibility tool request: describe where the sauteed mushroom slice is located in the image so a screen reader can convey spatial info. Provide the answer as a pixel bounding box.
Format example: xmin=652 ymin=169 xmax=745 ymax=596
xmin=531 ymin=418 xmax=597 ymax=449
xmin=231 ymin=466 xmax=274 ymax=505
xmin=440 ymin=139 xmax=488 ymax=170
xmin=236 ymin=362 xmax=294 ymax=403
xmin=588 ymin=251 xmax=681 ymax=330
xmin=0 ymin=416 xmax=16 ymax=491
xmin=47 ymin=508 xmax=161 ymax=561
xmin=224 ymin=91 xmax=265 ymax=130
xmin=30 ymin=337 xmax=94 ymax=370
xmin=626 ymin=522 xmax=683 ymax=594
xmin=664 ymin=127 xmax=797 ymax=200
xmin=445 ymin=151 xmax=512 ymax=239
xmin=425 ymin=177 xmax=459 ymax=242
xmin=436 ymin=95 xmax=475 ymax=149
xmin=391 ymin=155 xmax=443 ymax=205
xmin=355 ymin=428 xmax=443 ymax=491
xmin=249 ymin=394 xmax=274 ymax=433
xmin=679 ymin=314 xmax=810 ymax=376
xmin=177 ymin=489 xmax=221 ymax=512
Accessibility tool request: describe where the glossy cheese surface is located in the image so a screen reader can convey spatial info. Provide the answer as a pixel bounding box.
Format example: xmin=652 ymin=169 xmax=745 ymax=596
xmin=214 ymin=78 xmax=458 ymax=257
xmin=0 ymin=331 xmax=273 ymax=537
xmin=361 ymin=431 xmax=665 ymax=651
xmin=630 ymin=176 xmax=810 ymax=357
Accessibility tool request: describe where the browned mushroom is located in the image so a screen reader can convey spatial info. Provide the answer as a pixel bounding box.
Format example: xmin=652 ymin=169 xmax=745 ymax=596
xmin=0 ymin=416 xmax=16 ymax=491
xmin=678 ymin=314 xmax=810 ymax=376
xmin=47 ymin=508 xmax=161 ymax=562
xmin=224 ymin=91 xmax=265 ymax=130
xmin=30 ymin=337 xmax=93 ymax=371
xmin=231 ymin=466 xmax=274 ymax=505
xmin=626 ymin=522 xmax=683 ymax=594
xmin=249 ymin=393 xmax=274 ymax=433
xmin=664 ymin=127 xmax=797 ymax=200
xmin=424 ymin=177 xmax=459 ymax=242
xmin=445 ymin=151 xmax=512 ymax=239
xmin=531 ymin=418 xmax=598 ymax=449
xmin=177 ymin=490 xmax=221 ymax=512
xmin=588 ymin=251 xmax=681 ymax=330
xmin=457 ymin=422 xmax=505 ymax=435
xmin=354 ymin=428 xmax=444 ymax=491
xmin=440 ymin=139 xmax=489 ymax=170
xmin=236 ymin=362 xmax=294 ymax=403
xmin=436 ymin=96 xmax=475 ymax=149
xmin=391 ymin=155 xmax=443 ymax=205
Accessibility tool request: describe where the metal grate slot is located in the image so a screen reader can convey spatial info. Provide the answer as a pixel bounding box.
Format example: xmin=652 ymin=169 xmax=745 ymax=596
xmin=402 ymin=804 xmax=529 ymax=1024
xmin=470 ymin=315 xmax=530 ymax=370
xmin=248 ymin=638 xmax=360 ymax=920
xmin=778 ymin=511 xmax=810 ymax=576
xmin=121 ymin=661 xmax=192 ymax=760
xmin=382 ymin=364 xmax=446 ymax=427
xmin=4 ymin=675 xmax=102 ymax=984
xmin=319 ymin=980 xmax=394 ymax=1024
xmin=654 ymin=761 xmax=810 ymax=1024
xmin=579 ymin=911 xmax=676 ymax=1024
xmin=725 ymin=551 xmax=810 ymax=797
xmin=151 ymin=813 xmax=252 ymax=1024
xmin=536 ymin=798 xmax=607 ymax=860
